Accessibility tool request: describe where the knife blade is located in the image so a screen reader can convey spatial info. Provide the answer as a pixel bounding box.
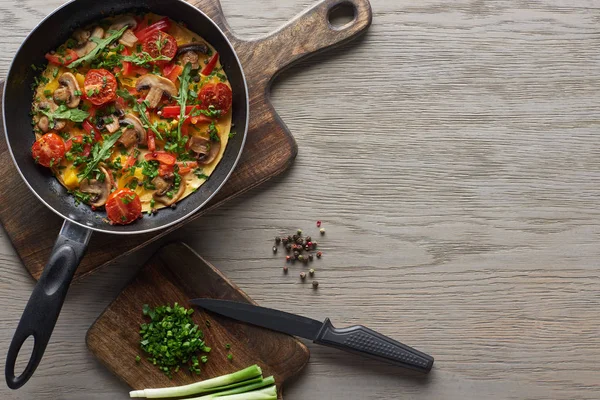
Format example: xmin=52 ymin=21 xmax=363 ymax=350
xmin=189 ymin=298 xmax=434 ymax=373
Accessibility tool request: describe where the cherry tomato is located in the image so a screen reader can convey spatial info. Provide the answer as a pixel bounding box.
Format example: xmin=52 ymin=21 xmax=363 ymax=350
xmin=31 ymin=132 xmax=66 ymax=167
xmin=105 ymin=189 xmax=142 ymax=225
xmin=198 ymin=83 xmax=232 ymax=114
xmin=45 ymin=49 xmax=79 ymax=66
xmin=144 ymin=151 xmax=176 ymax=165
xmin=84 ymin=69 xmax=118 ymax=106
xmin=143 ymin=31 xmax=177 ymax=61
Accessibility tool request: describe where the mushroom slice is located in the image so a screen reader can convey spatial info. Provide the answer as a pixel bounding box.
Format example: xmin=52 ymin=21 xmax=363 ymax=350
xmin=119 ymin=29 xmax=139 ymax=47
xmin=53 ymin=73 xmax=81 ymax=108
xmin=108 ymin=16 xmax=138 ymax=47
xmin=187 ymin=136 xmax=221 ymax=165
xmin=152 ymin=176 xmax=172 ymax=196
xmin=135 ymin=74 xmax=178 ymax=109
xmin=176 ymin=43 xmax=209 ymax=70
xmin=74 ymin=26 xmax=104 ymax=57
xmin=38 ymin=116 xmax=50 ymax=133
xmin=118 ymin=114 xmax=147 ymax=148
xmin=104 ymin=115 xmax=120 ymax=133
xmin=108 ymin=15 xmax=138 ymax=31
xmin=79 ymin=166 xmax=112 ymax=207
xmin=152 ymin=176 xmax=186 ymax=206
xmin=37 ymin=101 xmax=66 ymax=131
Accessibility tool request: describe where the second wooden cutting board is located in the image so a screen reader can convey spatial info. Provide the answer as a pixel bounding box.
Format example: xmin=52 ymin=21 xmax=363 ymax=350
xmin=87 ymin=242 xmax=309 ymax=399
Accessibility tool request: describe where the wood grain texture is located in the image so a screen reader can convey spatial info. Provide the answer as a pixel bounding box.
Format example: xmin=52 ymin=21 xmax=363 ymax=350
xmin=1 ymin=0 xmax=600 ymax=399
xmin=0 ymin=0 xmax=371 ymax=281
xmin=86 ymin=242 xmax=309 ymax=400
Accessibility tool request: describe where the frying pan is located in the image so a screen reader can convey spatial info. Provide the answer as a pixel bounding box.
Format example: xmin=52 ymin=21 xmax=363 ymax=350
xmin=3 ymin=0 xmax=248 ymax=389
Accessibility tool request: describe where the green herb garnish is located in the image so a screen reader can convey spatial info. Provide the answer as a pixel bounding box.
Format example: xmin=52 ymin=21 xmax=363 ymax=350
xmin=116 ymin=89 xmax=164 ymax=140
xmin=123 ymin=51 xmax=171 ymax=66
xmin=68 ymin=26 xmax=128 ymax=68
xmin=139 ymin=303 xmax=211 ymax=378
xmin=78 ymin=130 xmax=123 ymax=182
xmin=39 ymin=104 xmax=89 ymax=123
xmin=174 ymin=62 xmax=193 ymax=140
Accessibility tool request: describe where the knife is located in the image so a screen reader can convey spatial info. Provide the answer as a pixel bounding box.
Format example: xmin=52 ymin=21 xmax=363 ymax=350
xmin=189 ymin=298 xmax=434 ymax=373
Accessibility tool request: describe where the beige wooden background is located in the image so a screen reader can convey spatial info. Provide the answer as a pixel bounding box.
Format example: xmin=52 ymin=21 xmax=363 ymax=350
xmin=1 ymin=0 xmax=599 ymax=399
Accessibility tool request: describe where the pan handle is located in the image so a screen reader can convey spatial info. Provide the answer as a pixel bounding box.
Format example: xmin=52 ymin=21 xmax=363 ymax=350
xmin=5 ymin=220 xmax=91 ymax=389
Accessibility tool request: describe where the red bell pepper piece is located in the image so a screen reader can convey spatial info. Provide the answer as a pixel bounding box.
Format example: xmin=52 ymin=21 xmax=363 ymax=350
xmin=158 ymin=163 xmax=174 ymax=177
xmin=176 ymin=161 xmax=198 ymax=175
xmin=147 ymin=131 xmax=156 ymax=152
xmin=122 ymin=151 xmax=137 ymax=171
xmin=121 ymin=47 xmax=133 ymax=76
xmin=65 ymin=136 xmax=91 ymax=157
xmin=144 ymin=151 xmax=176 ymax=165
xmin=201 ymin=52 xmax=219 ymax=75
xmin=135 ymin=17 xmax=172 ymax=42
xmin=82 ymin=120 xmax=102 ymax=142
xmin=161 ymin=106 xmax=213 ymax=123
xmin=162 ymin=63 xmax=183 ymax=83
xmin=45 ymin=49 xmax=79 ymax=66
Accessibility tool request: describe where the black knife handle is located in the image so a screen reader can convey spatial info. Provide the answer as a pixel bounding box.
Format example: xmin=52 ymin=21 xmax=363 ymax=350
xmin=314 ymin=318 xmax=434 ymax=372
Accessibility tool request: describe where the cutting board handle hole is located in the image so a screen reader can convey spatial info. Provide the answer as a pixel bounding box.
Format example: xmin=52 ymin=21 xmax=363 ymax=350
xmin=328 ymin=2 xmax=357 ymax=30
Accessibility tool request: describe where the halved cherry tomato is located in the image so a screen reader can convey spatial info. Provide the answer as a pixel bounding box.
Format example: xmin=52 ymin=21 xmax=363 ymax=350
xmin=198 ymin=83 xmax=232 ymax=114
xmin=176 ymin=161 xmax=198 ymax=175
xmin=147 ymin=131 xmax=156 ymax=152
xmin=143 ymin=31 xmax=177 ymax=62
xmin=161 ymin=105 xmax=214 ymax=122
xmin=31 ymin=132 xmax=66 ymax=167
xmin=135 ymin=17 xmax=171 ymax=42
xmin=201 ymin=52 xmax=219 ymax=76
xmin=65 ymin=135 xmax=91 ymax=157
xmin=45 ymin=49 xmax=79 ymax=66
xmin=144 ymin=151 xmax=176 ymax=165
xmin=162 ymin=63 xmax=183 ymax=82
xmin=84 ymin=69 xmax=118 ymax=106
xmin=158 ymin=163 xmax=174 ymax=177
xmin=82 ymin=120 xmax=101 ymax=142
xmin=105 ymin=189 xmax=142 ymax=225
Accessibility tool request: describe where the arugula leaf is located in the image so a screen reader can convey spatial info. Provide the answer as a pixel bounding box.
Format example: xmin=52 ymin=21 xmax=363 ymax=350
xmin=68 ymin=27 xmax=128 ymax=69
xmin=174 ymin=62 xmax=193 ymax=140
xmin=40 ymin=104 xmax=89 ymax=123
xmin=78 ymin=131 xmax=123 ymax=182
xmin=123 ymin=51 xmax=170 ymax=66
xmin=116 ymin=89 xmax=163 ymax=140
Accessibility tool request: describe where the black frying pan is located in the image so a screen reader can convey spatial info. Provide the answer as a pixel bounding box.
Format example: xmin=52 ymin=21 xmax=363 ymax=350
xmin=3 ymin=0 xmax=248 ymax=389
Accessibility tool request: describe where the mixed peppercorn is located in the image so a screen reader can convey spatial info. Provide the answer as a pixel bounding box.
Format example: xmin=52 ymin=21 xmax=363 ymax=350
xmin=273 ymin=221 xmax=326 ymax=289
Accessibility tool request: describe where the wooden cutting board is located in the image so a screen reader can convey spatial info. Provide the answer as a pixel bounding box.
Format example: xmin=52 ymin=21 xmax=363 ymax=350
xmin=87 ymin=242 xmax=310 ymax=399
xmin=0 ymin=0 xmax=372 ymax=281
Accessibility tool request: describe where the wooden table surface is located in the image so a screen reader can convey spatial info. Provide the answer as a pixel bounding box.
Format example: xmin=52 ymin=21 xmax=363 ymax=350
xmin=1 ymin=0 xmax=599 ymax=398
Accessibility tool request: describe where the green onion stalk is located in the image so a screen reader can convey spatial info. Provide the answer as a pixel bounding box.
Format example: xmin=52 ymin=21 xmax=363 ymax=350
xmin=129 ymin=365 xmax=268 ymax=398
